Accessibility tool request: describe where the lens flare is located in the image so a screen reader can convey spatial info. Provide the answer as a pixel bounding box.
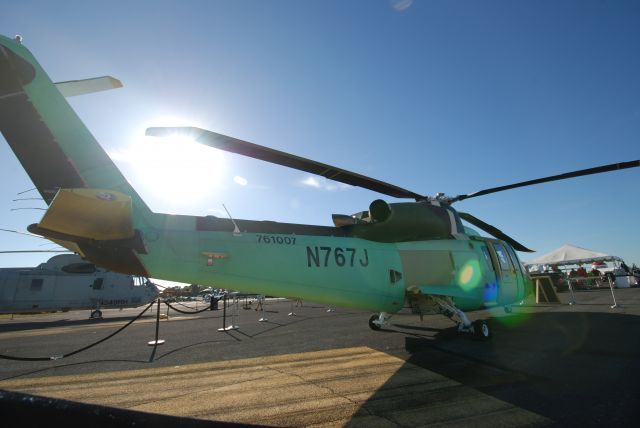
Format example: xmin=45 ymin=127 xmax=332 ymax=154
xmin=457 ymin=259 xmax=482 ymax=292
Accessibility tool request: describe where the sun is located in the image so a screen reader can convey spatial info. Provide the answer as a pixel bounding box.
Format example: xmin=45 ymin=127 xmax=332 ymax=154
xmin=127 ymin=132 xmax=226 ymax=205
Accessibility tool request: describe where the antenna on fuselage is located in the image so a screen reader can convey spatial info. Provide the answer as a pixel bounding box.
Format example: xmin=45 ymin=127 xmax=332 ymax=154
xmin=222 ymin=204 xmax=241 ymax=235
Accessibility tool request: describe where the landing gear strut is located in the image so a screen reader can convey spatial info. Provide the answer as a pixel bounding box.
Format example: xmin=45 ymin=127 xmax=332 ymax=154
xmin=432 ymin=296 xmax=491 ymax=341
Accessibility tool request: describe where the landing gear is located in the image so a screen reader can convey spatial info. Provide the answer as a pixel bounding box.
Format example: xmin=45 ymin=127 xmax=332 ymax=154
xmin=90 ymin=309 xmax=102 ymax=319
xmin=368 ymin=312 xmax=391 ymax=331
xmin=472 ymin=320 xmax=491 ymax=341
xmin=504 ymin=305 xmax=513 ymax=313
xmin=432 ymin=296 xmax=491 ymax=341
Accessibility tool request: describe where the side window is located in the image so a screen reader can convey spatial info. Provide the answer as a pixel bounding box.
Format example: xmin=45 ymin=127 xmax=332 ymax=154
xmin=92 ymin=278 xmax=104 ymax=290
xmin=505 ymin=245 xmax=524 ymax=275
xmin=30 ymin=278 xmax=43 ymax=292
xmin=480 ymin=246 xmax=493 ymax=269
xmin=493 ymin=244 xmax=512 ymax=271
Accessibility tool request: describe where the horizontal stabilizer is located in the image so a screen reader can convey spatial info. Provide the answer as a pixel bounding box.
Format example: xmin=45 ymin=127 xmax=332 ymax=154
xmin=37 ymin=188 xmax=134 ymax=241
xmin=54 ymin=76 xmax=123 ymax=97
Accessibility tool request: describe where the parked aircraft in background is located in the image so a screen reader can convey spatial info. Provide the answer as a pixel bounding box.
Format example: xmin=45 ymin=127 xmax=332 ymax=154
xmin=0 ymin=254 xmax=159 ymax=318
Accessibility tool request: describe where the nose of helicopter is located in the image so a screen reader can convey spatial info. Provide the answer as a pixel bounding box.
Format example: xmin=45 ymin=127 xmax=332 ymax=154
xmin=145 ymin=280 xmax=160 ymax=299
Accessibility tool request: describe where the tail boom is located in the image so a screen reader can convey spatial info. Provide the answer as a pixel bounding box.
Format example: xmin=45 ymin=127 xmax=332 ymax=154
xmin=0 ymin=35 xmax=148 ymax=211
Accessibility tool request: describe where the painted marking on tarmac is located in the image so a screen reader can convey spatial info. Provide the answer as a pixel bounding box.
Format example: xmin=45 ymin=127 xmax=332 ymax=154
xmin=0 ymin=346 xmax=548 ymax=427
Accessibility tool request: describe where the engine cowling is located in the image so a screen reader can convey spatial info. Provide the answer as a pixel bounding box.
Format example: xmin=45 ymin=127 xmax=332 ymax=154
xmin=348 ymin=200 xmax=463 ymax=243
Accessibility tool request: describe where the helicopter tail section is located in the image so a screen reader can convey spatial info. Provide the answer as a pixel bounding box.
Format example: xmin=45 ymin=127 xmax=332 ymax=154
xmin=0 ymin=35 xmax=151 ymax=276
xmin=27 ymin=188 xmax=147 ymax=261
xmin=0 ymin=35 xmax=148 ymax=210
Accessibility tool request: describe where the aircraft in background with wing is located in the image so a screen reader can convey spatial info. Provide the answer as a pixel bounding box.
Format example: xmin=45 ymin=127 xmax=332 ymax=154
xmin=1 ymin=35 xmax=638 ymax=338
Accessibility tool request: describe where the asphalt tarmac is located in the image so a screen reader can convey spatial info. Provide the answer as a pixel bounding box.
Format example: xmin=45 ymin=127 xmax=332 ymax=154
xmin=1 ymin=287 xmax=640 ymax=427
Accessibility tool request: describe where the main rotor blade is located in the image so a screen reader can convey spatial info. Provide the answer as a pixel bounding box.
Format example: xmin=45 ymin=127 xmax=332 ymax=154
xmin=453 ymin=160 xmax=640 ymax=203
xmin=458 ymin=212 xmax=534 ymax=253
xmin=146 ymin=126 xmax=424 ymax=200
xmin=0 ymin=250 xmax=69 ymax=253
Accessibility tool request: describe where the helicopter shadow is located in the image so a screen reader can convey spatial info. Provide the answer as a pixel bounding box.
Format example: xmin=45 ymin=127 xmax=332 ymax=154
xmin=352 ymin=310 xmax=640 ymax=426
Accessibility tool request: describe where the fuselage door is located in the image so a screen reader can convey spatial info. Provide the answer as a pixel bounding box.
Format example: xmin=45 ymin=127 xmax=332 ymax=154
xmin=489 ymin=242 xmax=518 ymax=304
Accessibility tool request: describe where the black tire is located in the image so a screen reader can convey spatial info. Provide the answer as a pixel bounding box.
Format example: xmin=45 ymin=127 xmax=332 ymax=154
xmin=472 ymin=320 xmax=491 ymax=341
xmin=368 ymin=314 xmax=381 ymax=331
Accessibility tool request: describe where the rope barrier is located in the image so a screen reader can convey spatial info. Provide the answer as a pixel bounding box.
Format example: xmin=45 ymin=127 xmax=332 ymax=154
xmin=0 ymin=301 xmax=156 ymax=361
xmin=163 ymin=300 xmax=213 ymax=315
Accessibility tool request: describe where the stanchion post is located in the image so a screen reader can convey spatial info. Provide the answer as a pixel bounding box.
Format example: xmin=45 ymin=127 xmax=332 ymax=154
xmin=217 ymin=294 xmax=228 ymax=331
xmin=567 ymin=279 xmax=577 ymax=305
xmin=231 ymin=295 xmax=239 ymax=329
xmin=607 ymin=275 xmax=621 ymax=309
xmin=148 ymin=298 xmax=165 ymax=347
xmin=258 ymin=296 xmax=268 ymax=322
xmin=218 ymin=293 xmax=239 ymax=331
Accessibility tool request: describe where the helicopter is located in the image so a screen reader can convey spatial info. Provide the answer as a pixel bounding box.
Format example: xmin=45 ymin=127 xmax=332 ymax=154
xmin=1 ymin=35 xmax=638 ymax=339
xmin=0 ymin=253 xmax=159 ymax=319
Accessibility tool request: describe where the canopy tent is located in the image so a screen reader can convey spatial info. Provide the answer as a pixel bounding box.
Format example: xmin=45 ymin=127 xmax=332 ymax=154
xmin=524 ymin=244 xmax=622 ymax=267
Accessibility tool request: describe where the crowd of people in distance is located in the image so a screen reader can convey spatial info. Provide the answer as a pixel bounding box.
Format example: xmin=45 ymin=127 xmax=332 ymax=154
xmin=567 ymin=265 xmax=604 ymax=288
xmin=530 ymin=261 xmax=639 ymax=291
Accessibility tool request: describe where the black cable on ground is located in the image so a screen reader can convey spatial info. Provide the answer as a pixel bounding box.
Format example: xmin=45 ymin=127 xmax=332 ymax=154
xmin=0 ymin=301 xmax=156 ymax=362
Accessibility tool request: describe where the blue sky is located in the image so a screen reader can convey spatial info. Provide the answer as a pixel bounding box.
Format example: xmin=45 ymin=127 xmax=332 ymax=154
xmin=1 ymin=1 xmax=638 ymax=278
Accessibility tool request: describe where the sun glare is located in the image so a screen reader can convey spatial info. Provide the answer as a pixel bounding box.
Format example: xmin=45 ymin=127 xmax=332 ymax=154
xmin=130 ymin=133 xmax=226 ymax=205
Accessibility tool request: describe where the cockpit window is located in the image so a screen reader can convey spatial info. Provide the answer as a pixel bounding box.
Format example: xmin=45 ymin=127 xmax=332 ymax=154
xmin=133 ymin=276 xmax=154 ymax=287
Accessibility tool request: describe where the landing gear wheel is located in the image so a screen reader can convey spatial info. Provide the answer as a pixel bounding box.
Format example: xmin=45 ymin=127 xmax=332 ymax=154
xmin=368 ymin=314 xmax=381 ymax=331
xmin=472 ymin=320 xmax=490 ymax=341
xmin=90 ymin=310 xmax=103 ymax=319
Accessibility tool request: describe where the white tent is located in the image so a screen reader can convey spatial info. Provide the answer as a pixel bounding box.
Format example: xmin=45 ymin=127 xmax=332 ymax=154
xmin=525 ymin=244 xmax=621 ymax=267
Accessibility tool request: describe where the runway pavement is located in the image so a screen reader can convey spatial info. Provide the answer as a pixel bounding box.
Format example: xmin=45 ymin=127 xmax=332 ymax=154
xmin=1 ymin=288 xmax=640 ymax=427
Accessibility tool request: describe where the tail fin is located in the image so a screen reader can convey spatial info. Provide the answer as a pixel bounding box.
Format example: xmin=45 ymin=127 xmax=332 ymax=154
xmin=0 ymin=35 xmax=149 ymax=213
xmin=0 ymin=35 xmax=151 ymax=276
